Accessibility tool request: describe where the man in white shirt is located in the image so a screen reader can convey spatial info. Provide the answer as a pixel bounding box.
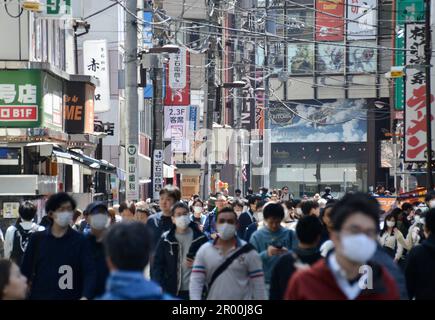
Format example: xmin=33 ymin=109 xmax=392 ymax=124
xmin=4 ymin=201 xmax=44 ymax=264
xmin=190 ymin=207 xmax=266 ymax=300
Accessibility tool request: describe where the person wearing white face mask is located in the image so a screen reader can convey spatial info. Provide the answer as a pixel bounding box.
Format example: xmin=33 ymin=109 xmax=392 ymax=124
xmin=189 ymin=207 xmax=266 ymax=300
xmin=84 ymin=201 xmax=111 ymax=299
xmin=190 ymin=199 xmax=207 ymax=231
xmin=285 ymin=193 xmax=400 ymax=300
xmin=152 ymin=202 xmax=208 ymax=300
xmin=20 ymin=192 xmax=96 ymax=300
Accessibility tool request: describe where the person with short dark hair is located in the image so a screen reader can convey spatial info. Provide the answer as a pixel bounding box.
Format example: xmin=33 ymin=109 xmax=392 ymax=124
xmin=119 ymin=202 xmax=134 ymax=221
xmin=152 ymin=202 xmax=208 ymax=299
xmin=0 ymin=259 xmax=28 ymax=300
xmin=147 ymin=185 xmax=181 ymax=250
xmin=21 ymin=192 xmax=96 ymax=300
xmin=84 ymin=201 xmax=111 ymax=299
xmin=321 ymin=186 xmax=334 ymax=200
xmin=190 ymin=199 xmax=207 ymax=231
xmin=189 ymin=207 xmax=265 ymax=300
xmin=285 ymin=193 xmax=400 ymax=300
xmin=244 ymin=200 xmax=267 ymax=242
xmin=238 ymin=195 xmax=260 ymax=240
xmin=99 ymin=222 xmax=173 ymax=300
xmin=250 ymin=203 xmax=297 ymax=294
xmin=232 ymin=200 xmax=244 ymax=218
xmin=405 ymin=208 xmax=435 ymax=299
xmin=280 ymin=186 xmax=292 ymax=201
xmin=269 ymin=215 xmax=322 ymax=300
xmin=234 ymin=189 xmax=242 ymax=199
xmin=301 ymin=200 xmax=320 ymax=217
xmin=4 ymin=201 xmax=44 ymax=264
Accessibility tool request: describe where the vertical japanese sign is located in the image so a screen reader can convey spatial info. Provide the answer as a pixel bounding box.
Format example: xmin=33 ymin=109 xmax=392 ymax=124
xmin=395 ymin=0 xmax=425 ymax=111
xmin=346 ymin=0 xmax=377 ymax=40
xmin=126 ymin=145 xmax=139 ymax=201
xmin=143 ymin=11 xmax=153 ymax=99
xmin=64 ymin=82 xmax=95 ymax=134
xmin=153 ymin=149 xmax=164 ymax=200
xmin=255 ymin=69 xmax=265 ymax=136
xmin=83 ymin=40 xmax=110 ymax=113
xmin=315 ymin=0 xmax=345 ymax=41
xmin=164 ymin=106 xmax=193 ymax=153
xmin=0 ymin=70 xmax=41 ymax=128
xmin=404 ymin=23 xmax=435 ymax=162
xmin=164 ymin=48 xmax=190 ymax=106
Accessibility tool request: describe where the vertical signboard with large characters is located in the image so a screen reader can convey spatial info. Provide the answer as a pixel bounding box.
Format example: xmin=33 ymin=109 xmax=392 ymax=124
xmin=164 ymin=48 xmax=190 ymax=106
xmin=404 ymin=23 xmax=435 ymax=162
xmin=64 ymin=81 xmax=95 ymax=134
xmin=315 ymin=0 xmax=345 ymax=41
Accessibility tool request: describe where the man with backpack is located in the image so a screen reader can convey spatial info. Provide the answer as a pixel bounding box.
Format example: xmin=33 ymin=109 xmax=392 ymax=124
xmin=189 ymin=207 xmax=266 ymax=300
xmin=4 ymin=201 xmax=44 ymax=264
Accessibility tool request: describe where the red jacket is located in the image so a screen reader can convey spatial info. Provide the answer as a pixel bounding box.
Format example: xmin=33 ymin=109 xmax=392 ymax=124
xmin=284 ymin=258 xmax=400 ymax=300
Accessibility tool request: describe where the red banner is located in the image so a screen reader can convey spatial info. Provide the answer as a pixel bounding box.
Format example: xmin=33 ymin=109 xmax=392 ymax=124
xmin=0 ymin=105 xmax=38 ymax=121
xmin=164 ymin=49 xmax=190 ymax=106
xmin=315 ymin=0 xmax=344 ymax=41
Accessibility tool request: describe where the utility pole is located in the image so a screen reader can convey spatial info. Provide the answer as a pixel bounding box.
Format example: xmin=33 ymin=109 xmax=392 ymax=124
xmin=425 ymin=0 xmax=433 ymax=191
xmin=125 ymin=0 xmax=139 ymax=201
xmin=202 ymin=0 xmax=219 ymax=198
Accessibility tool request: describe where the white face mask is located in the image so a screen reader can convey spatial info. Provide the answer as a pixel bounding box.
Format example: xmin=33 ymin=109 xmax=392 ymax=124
xmin=217 ymin=223 xmax=236 ymax=240
xmin=414 ymin=215 xmax=421 ymax=223
xmin=340 ymin=233 xmax=377 ymax=264
xmin=386 ymin=220 xmax=396 ymax=228
xmin=175 ymin=215 xmax=191 ymax=230
xmin=193 ymin=207 xmax=203 ymax=215
xmin=90 ymin=214 xmax=110 ymax=230
xmin=430 ymin=200 xmax=435 ymax=208
xmin=54 ymin=211 xmax=73 ymax=228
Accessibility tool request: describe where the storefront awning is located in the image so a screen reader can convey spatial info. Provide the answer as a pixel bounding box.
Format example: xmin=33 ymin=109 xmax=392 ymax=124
xmin=52 ymin=147 xmax=118 ymax=175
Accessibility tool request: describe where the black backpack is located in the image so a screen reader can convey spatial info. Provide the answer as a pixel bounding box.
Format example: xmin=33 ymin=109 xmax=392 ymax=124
xmin=10 ymin=224 xmax=36 ymax=265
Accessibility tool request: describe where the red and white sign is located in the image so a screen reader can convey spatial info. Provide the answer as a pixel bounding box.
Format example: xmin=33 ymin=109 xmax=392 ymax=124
xmin=0 ymin=106 xmax=38 ymax=121
xmin=165 ymin=48 xmax=190 ymax=106
xmin=315 ymin=0 xmax=345 ymax=41
xmin=404 ymin=23 xmax=435 ymax=162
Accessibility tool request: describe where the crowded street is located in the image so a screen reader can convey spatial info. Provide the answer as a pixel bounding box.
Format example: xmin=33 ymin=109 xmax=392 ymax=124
xmin=1 ymin=0 xmax=435 ymax=305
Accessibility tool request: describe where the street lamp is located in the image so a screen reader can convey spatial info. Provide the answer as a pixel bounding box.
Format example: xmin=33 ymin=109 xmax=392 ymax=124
xmin=73 ymin=19 xmax=90 ymax=74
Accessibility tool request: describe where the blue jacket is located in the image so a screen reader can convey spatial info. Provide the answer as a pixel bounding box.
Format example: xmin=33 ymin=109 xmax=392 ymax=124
xmin=21 ymin=227 xmax=96 ymax=300
xmin=99 ymin=271 xmax=175 ymax=300
xmin=203 ymin=208 xmax=218 ymax=239
xmin=249 ymin=226 xmax=298 ymax=284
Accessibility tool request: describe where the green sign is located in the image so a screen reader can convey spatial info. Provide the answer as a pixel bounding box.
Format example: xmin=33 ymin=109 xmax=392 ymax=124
xmin=394 ymin=0 xmax=425 ymax=110
xmin=0 ymin=70 xmax=42 ymax=128
xmin=44 ymin=0 xmax=71 ymax=17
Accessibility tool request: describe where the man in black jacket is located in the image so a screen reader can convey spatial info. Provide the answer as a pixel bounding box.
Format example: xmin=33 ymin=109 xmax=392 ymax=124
xmin=405 ymin=208 xmax=435 ymax=299
xmin=269 ymin=215 xmax=322 ymax=300
xmin=238 ymin=195 xmax=260 ymax=239
xmin=151 ymin=202 xmax=208 ymax=300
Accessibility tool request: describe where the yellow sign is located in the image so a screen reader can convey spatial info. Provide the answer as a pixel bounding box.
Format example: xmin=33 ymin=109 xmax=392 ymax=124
xmin=390 ymin=70 xmax=405 ymax=78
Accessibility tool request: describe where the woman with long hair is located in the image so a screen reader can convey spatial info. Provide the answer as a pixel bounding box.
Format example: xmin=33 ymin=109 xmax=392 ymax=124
xmin=379 ymin=213 xmax=405 ymax=263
